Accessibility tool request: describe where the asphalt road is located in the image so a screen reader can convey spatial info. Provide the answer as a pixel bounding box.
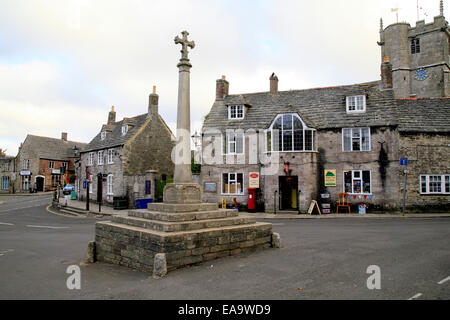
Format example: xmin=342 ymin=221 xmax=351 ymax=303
xmin=0 ymin=194 xmax=449 ymax=300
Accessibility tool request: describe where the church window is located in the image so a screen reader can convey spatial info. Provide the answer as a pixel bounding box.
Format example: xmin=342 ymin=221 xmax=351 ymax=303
xmin=346 ymin=95 xmax=366 ymax=113
xmin=265 ymin=114 xmax=316 ymax=152
xmin=411 ymin=38 xmax=420 ymax=54
xmin=228 ymin=105 xmax=245 ymax=119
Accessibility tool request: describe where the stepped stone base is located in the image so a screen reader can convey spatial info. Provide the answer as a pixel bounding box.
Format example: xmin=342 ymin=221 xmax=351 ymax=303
xmin=92 ymin=203 xmax=276 ymax=274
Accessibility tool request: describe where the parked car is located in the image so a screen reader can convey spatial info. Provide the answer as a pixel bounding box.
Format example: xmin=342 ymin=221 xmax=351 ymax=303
xmin=62 ymin=185 xmax=74 ymax=195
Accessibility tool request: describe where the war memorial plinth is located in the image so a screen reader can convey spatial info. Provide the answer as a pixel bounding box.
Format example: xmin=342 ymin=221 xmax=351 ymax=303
xmin=90 ymin=31 xmax=279 ymax=277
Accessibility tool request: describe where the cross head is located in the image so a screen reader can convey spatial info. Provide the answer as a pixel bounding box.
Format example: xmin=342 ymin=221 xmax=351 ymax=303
xmin=174 ymin=31 xmax=195 ymax=61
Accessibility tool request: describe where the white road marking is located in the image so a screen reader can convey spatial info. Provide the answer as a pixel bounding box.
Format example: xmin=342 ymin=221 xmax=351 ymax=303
xmin=408 ymin=293 xmax=423 ymax=300
xmin=438 ymin=276 xmax=450 ymax=285
xmin=0 ymin=222 xmax=14 ymax=226
xmin=0 ymin=249 xmax=14 ymax=256
xmin=26 ymin=225 xmax=69 ymax=229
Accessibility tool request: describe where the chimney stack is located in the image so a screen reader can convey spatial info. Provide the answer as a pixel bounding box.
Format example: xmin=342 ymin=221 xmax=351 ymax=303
xmin=107 ymin=106 xmax=116 ymax=124
xmin=381 ymin=56 xmax=393 ymax=89
xmin=216 ymin=75 xmax=229 ymax=101
xmin=270 ymin=73 xmax=279 ymax=94
xmin=61 ymin=132 xmax=67 ymax=141
xmin=148 ymin=85 xmax=159 ymax=117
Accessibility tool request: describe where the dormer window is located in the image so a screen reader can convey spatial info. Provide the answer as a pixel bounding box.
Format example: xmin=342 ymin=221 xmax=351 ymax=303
xmin=121 ymin=125 xmax=128 ymax=135
xmin=228 ymin=105 xmax=244 ymax=120
xmin=346 ymin=95 xmax=366 ymax=113
xmin=100 ymin=131 xmax=106 ymax=140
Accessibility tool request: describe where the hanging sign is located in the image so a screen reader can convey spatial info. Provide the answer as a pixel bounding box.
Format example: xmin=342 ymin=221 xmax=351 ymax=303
xmin=249 ymin=172 xmax=260 ymax=188
xmin=324 ymin=170 xmax=337 ymax=187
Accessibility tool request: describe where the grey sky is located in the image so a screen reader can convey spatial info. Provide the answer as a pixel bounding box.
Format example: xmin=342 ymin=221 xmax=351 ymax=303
xmin=0 ymin=0 xmax=447 ymax=156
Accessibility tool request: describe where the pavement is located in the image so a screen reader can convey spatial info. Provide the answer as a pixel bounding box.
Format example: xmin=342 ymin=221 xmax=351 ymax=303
xmin=0 ymin=193 xmax=449 ymax=300
xmin=55 ymin=197 xmax=450 ymax=219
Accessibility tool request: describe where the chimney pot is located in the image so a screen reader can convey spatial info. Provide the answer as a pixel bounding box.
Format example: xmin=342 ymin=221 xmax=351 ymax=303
xmin=61 ymin=132 xmax=67 ymax=141
xmin=149 ymin=87 xmax=159 ymax=117
xmin=108 ymin=106 xmax=116 ymax=124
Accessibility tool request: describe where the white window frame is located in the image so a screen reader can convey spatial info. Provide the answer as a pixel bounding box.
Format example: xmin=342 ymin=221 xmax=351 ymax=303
xmin=346 ymin=95 xmax=366 ymax=113
xmin=420 ymin=175 xmax=450 ymax=194
xmin=107 ymin=174 xmax=114 ymax=195
xmin=23 ymin=159 xmax=30 ymax=170
xmin=98 ymin=150 xmax=104 ymax=165
xmin=223 ymin=132 xmax=244 ymax=155
xmin=49 ymin=161 xmax=55 ymax=169
xmin=121 ymin=125 xmax=128 ymax=136
xmin=1 ymin=176 xmax=10 ymax=190
xmin=228 ymin=105 xmax=245 ymax=120
xmin=221 ymin=172 xmax=244 ymax=195
xmin=88 ymin=152 xmax=94 ymax=166
xmin=22 ymin=175 xmax=30 ymax=191
xmin=342 ymin=128 xmax=371 ymax=152
xmin=107 ymin=149 xmax=114 ymax=164
xmin=100 ymin=131 xmax=106 ymax=140
xmin=265 ymin=113 xmax=317 ymax=153
xmin=343 ymin=170 xmax=372 ymax=195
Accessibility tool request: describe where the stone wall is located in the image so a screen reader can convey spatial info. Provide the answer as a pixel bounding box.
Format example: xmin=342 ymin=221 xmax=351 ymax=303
xmin=398 ymin=132 xmax=450 ymax=210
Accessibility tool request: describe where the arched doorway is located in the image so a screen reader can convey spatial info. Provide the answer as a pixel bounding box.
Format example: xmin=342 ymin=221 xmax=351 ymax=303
xmin=35 ymin=176 xmax=45 ymax=192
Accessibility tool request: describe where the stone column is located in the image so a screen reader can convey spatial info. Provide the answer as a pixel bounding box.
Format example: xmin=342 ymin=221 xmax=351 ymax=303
xmin=163 ymin=31 xmax=202 ymax=204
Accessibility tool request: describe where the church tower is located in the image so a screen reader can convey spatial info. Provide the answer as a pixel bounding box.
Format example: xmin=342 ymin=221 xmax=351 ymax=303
xmin=378 ymin=1 xmax=450 ymax=98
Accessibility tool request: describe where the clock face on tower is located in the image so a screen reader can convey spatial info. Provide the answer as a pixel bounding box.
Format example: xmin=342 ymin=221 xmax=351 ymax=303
xmin=415 ymin=68 xmax=428 ymax=81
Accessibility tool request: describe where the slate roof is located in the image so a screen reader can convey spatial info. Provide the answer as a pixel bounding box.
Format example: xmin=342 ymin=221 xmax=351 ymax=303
xmin=82 ymin=113 xmax=149 ymax=152
xmin=25 ymin=135 xmax=87 ymax=160
xmin=396 ymin=98 xmax=450 ymax=133
xmin=203 ymin=81 xmax=450 ymax=133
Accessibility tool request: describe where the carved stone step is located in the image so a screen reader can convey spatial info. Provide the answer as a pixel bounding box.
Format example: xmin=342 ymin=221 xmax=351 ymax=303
xmin=128 ymin=208 xmax=238 ymax=222
xmin=147 ymin=202 xmax=218 ymax=213
xmin=112 ymin=215 xmax=257 ymax=232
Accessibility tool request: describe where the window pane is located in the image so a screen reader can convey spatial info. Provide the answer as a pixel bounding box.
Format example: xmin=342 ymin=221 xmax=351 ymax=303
xmin=237 ymin=173 xmax=243 ymax=194
xmin=362 ymin=171 xmax=371 ymax=193
xmin=353 ymin=178 xmax=362 ymax=194
xmin=223 ymin=174 xmax=228 ymax=194
xmin=305 ymin=130 xmax=313 ymax=151
xmin=352 ymin=129 xmax=361 ymax=151
xmin=282 ymin=114 xmax=292 ymax=130
xmin=445 ymin=176 xmax=450 ymax=193
xmin=293 ymin=117 xmax=303 ymax=130
xmin=356 ymin=96 xmax=364 ymax=110
xmin=343 ymin=129 xmax=351 ymax=151
xmin=283 ymin=130 xmax=292 ymax=151
xmin=429 ymin=176 xmax=442 ymax=193
xmin=294 ymin=130 xmax=303 ymax=151
xmin=273 ymin=117 xmax=282 ymax=129
xmin=236 ymin=134 xmax=244 ymax=154
xmin=421 ymin=176 xmax=427 ymax=193
xmin=237 ymin=106 xmax=243 ymax=118
xmin=344 ymin=171 xmax=352 ymax=193
xmin=347 ymin=97 xmax=356 ymax=111
xmin=266 ymin=131 xmax=271 ymax=152
xmin=361 ymin=128 xmax=370 ymax=151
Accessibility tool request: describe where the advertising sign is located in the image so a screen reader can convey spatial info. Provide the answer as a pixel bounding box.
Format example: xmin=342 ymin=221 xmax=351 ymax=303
xmin=324 ymin=170 xmax=337 ymax=187
xmin=249 ymin=172 xmax=260 ymax=188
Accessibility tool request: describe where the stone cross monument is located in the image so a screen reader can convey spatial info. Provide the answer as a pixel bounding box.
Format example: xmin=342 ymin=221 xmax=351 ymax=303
xmin=163 ymin=31 xmax=202 ymax=204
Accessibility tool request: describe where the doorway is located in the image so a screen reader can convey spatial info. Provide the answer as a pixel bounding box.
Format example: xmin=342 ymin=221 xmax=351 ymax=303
xmin=279 ymin=176 xmax=298 ymax=210
xmin=36 ymin=176 xmax=44 ymax=192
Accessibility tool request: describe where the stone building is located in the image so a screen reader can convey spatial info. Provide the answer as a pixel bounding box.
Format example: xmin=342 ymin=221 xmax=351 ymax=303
xmin=13 ymin=133 xmax=86 ymax=193
xmin=77 ymin=89 xmax=175 ymax=208
xmin=200 ymin=7 xmax=449 ymax=213
xmin=0 ymin=157 xmax=15 ymax=194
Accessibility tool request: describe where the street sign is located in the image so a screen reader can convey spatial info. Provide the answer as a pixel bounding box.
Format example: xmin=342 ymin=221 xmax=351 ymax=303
xmin=400 ymin=157 xmax=408 ymax=166
xmin=83 ymin=180 xmax=87 ymax=189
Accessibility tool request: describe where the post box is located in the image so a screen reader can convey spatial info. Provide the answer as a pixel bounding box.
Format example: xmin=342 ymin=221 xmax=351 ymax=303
xmin=248 ymin=188 xmax=256 ymax=211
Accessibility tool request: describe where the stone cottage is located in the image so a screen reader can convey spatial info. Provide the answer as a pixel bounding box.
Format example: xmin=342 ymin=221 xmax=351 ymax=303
xmin=13 ymin=133 xmax=86 ymax=193
xmin=0 ymin=156 xmax=15 ymax=194
xmin=77 ymin=88 xmax=175 ymax=208
xmin=200 ymin=8 xmax=449 ymax=213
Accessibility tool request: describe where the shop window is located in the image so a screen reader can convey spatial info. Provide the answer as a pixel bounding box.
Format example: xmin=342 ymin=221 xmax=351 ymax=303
xmin=222 ymin=173 xmax=244 ymax=195
xmin=344 ymin=170 xmax=372 ymax=194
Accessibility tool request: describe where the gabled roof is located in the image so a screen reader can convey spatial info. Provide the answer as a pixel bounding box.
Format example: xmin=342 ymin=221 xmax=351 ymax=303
xmin=82 ymin=113 xmax=150 ymax=152
xmin=203 ymin=81 xmax=450 ymax=134
xmin=24 ymin=135 xmax=87 ymax=160
xmin=203 ymin=81 xmax=398 ymax=132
